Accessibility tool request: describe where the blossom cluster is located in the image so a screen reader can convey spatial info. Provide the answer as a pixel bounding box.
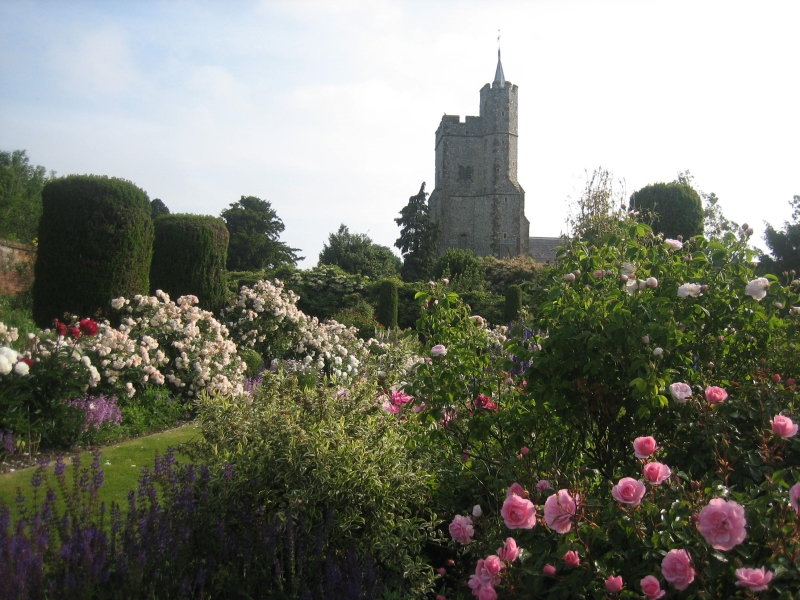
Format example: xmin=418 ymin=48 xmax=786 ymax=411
xmin=68 ymin=394 xmax=123 ymax=432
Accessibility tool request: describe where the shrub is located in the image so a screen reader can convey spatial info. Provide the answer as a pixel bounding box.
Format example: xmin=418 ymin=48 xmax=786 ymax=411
xmin=431 ymin=248 xmax=485 ymax=292
xmin=630 ymin=181 xmax=704 ymax=240
xmin=150 ymin=214 xmax=229 ymax=314
xmin=287 ymin=264 xmax=370 ymax=321
xmin=331 ymin=298 xmax=376 ymax=339
xmin=32 ymin=175 xmax=153 ymax=327
xmin=376 ymin=280 xmax=398 ymax=329
xmin=504 ymin=284 xmax=523 ymax=322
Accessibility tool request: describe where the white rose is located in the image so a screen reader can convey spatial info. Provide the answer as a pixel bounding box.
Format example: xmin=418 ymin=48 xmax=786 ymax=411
xmin=0 ymin=356 xmax=11 ymax=375
xmin=745 ymin=277 xmax=770 ymax=301
xmin=13 ymin=361 xmax=29 ymax=376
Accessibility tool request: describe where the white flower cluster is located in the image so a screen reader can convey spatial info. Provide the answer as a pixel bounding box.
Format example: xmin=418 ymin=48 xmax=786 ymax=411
xmin=0 ymin=323 xmax=18 ymax=346
xmin=0 ymin=346 xmax=29 ymax=376
xmin=24 ymin=333 xmax=100 ymax=387
xmin=83 ymin=291 xmax=245 ymax=398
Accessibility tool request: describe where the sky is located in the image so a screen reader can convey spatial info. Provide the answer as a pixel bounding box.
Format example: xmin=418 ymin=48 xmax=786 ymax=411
xmin=1 ymin=0 xmax=798 ymax=268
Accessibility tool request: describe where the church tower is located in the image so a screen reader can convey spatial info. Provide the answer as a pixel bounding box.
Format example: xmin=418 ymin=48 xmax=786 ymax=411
xmin=428 ymin=51 xmax=529 ymax=258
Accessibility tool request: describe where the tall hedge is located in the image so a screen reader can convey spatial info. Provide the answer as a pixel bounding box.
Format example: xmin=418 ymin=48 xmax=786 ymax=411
xmin=629 ymin=182 xmax=704 ymax=240
xmin=32 ymin=175 xmax=154 ymax=326
xmin=376 ymin=280 xmax=398 ymax=329
xmin=150 ymin=214 xmax=229 ymax=314
xmin=504 ymin=284 xmax=523 ymax=323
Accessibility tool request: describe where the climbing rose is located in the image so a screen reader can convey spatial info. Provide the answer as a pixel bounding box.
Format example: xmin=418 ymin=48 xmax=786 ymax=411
xmin=661 ymin=549 xmax=695 ymax=590
xmin=497 ymin=537 xmax=519 ymax=562
xmin=640 ymin=575 xmax=666 ymax=599
xmin=536 ymin=479 xmax=552 ymax=491
xmin=543 ymin=564 xmax=556 ymax=576
xmin=544 ymin=489 xmax=578 ymax=534
xmin=605 ymin=575 xmax=623 ymax=594
xmin=704 ymin=386 xmax=728 ymax=404
xmin=431 ymin=344 xmax=447 ymax=357
xmin=643 ymin=462 xmax=672 ymax=485
xmin=745 ymin=277 xmax=770 ymax=300
xmin=79 ymin=318 xmax=99 ymax=336
xmin=448 ymin=514 xmax=474 ymax=544
xmin=790 ymin=482 xmax=800 ymax=514
xmin=697 ymin=498 xmax=747 ymax=551
xmin=563 ymin=550 xmax=580 ymax=567
xmin=506 ymin=482 xmax=525 ymax=497
xmin=611 ymin=477 xmax=646 ymax=505
xmin=669 ymin=382 xmax=692 ymax=403
xmin=483 ymin=555 xmax=504 ymax=576
xmin=633 ymin=436 xmax=658 ymax=458
xmin=735 ymin=567 xmax=773 ymax=592
xmin=476 ymin=587 xmax=496 ymax=600
xmin=771 ymin=414 xmax=798 ymax=438
xmin=500 ymin=494 xmax=536 ymax=529
xmin=677 ymin=283 xmax=702 ymax=298
xmin=472 ymin=505 xmax=482 ymax=517
xmin=665 ymin=238 xmax=683 ymax=251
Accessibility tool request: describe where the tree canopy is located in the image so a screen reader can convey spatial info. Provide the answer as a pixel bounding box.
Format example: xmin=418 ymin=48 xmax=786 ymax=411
xmin=761 ymin=194 xmax=800 ymax=276
xmin=151 ymin=198 xmax=170 ymax=220
xmin=394 ymin=182 xmax=440 ymax=281
xmin=0 ymin=149 xmax=52 ymax=244
xmin=220 ymin=196 xmax=302 ymax=271
xmin=629 ymin=180 xmax=704 ymax=240
xmin=318 ymin=224 xmax=400 ymax=280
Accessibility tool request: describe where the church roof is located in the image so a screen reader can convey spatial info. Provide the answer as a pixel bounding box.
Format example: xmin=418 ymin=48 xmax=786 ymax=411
xmin=528 ymin=237 xmax=562 ymax=264
xmin=494 ymin=49 xmax=505 ymax=88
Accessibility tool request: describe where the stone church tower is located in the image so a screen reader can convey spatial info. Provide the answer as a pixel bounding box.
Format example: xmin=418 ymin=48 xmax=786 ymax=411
xmin=429 ymin=51 xmax=530 ymax=258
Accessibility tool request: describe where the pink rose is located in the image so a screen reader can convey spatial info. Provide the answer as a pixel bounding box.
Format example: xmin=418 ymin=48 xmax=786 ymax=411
xmin=476 ymin=587 xmax=496 ymax=600
xmin=790 ymin=482 xmax=800 ymax=514
xmin=771 ymin=414 xmax=798 ymax=438
xmin=704 ymin=385 xmax=728 ymax=404
xmin=605 ymin=575 xmax=623 ymax=593
xmin=536 ymin=479 xmax=552 ymax=491
xmin=611 ymin=477 xmax=647 ymax=505
xmin=640 ymin=575 xmax=665 ymax=599
xmin=501 ymin=493 xmax=536 ymax=529
xmin=437 ymin=567 xmax=446 ymax=575
xmin=431 ymin=344 xmax=448 ymax=357
xmin=633 ymin=436 xmax=657 ymax=458
xmin=563 ymin=550 xmax=580 ymax=567
xmin=506 ymin=482 xmax=526 ymax=497
xmin=497 ymin=537 xmax=519 ymax=563
xmin=473 ymin=559 xmax=500 ymax=587
xmin=669 ymin=382 xmax=692 ymax=403
xmin=661 ymin=549 xmax=695 ymax=590
xmin=697 ymin=498 xmax=747 ymax=551
xmin=483 ymin=555 xmax=504 ymax=577
xmin=593 ymin=269 xmax=605 ymax=278
xmin=735 ymin=567 xmax=774 ymax=592
xmin=543 ymin=564 xmax=556 ymax=576
xmin=643 ymin=462 xmax=672 ymax=485
xmin=437 ymin=596 xmax=447 ymax=600
xmin=520 ymin=446 xmax=529 ymax=455
xmin=544 ymin=489 xmax=578 ymax=534
xmin=449 ymin=514 xmax=474 ymax=544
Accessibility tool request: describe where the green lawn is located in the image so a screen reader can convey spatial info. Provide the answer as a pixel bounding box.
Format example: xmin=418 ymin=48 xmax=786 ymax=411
xmin=0 ymin=422 xmax=200 ymax=517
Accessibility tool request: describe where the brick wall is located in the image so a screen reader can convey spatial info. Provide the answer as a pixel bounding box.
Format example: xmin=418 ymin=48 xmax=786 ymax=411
xmin=0 ymin=239 xmax=35 ymax=295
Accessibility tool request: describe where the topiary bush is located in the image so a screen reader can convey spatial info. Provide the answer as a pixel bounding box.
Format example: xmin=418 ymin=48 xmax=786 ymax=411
xmin=376 ymin=280 xmax=398 ymax=329
xmin=32 ymin=175 xmax=153 ymax=327
xmin=629 ymin=181 xmax=704 ymax=240
xmin=504 ymin=284 xmax=523 ymax=323
xmin=150 ymin=214 xmax=229 ymax=314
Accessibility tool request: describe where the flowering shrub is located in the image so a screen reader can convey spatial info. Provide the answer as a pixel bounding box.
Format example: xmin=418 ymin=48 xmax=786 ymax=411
xmin=67 ymin=394 xmax=122 ymax=433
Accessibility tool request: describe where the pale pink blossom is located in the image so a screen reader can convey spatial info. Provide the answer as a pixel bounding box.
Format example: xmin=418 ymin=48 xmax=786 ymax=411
xmin=669 ymin=382 xmax=692 ymax=403
xmin=506 ymin=482 xmax=525 ymax=497
xmin=633 ymin=436 xmax=658 ymax=459
xmin=563 ymin=550 xmax=580 ymax=567
xmin=520 ymin=446 xmax=529 ymax=455
xmin=593 ymin=269 xmax=605 ymax=278
xmin=564 ymin=273 xmax=576 ymax=283
xmin=431 ymin=344 xmax=448 ymax=357
xmin=704 ymin=385 xmax=728 ymax=404
xmin=611 ymin=477 xmax=647 ymax=505
xmin=664 ymin=238 xmax=683 ymax=251
xmin=605 ymin=575 xmax=623 ymax=593
xmin=483 ymin=555 xmax=505 ymax=576
xmin=735 ymin=567 xmax=773 ymax=592
xmin=771 ymin=414 xmax=798 ymax=438
xmin=497 ymin=537 xmax=519 ymax=562
xmin=476 ymin=587 xmax=496 ymax=600
xmin=677 ymin=283 xmax=702 ymax=298
xmin=436 ymin=567 xmax=446 ymax=575
xmin=697 ymin=498 xmax=747 ymax=551
xmin=745 ymin=277 xmax=770 ymax=301
xmin=790 ymin=482 xmax=800 ymax=514
xmin=646 ymin=277 xmax=658 ymax=288
xmin=640 ymin=575 xmax=665 ymax=599
xmin=543 ymin=564 xmax=556 ymax=576
xmin=544 ymin=489 xmax=578 ymax=534
xmin=449 ymin=514 xmax=474 ymax=544
xmin=643 ymin=462 xmax=672 ymax=485
xmin=501 ymin=493 xmax=537 ymax=529
xmin=472 ymin=505 xmax=483 ymax=518
xmin=472 ymin=559 xmax=500 ymax=587
xmin=661 ymin=549 xmax=695 ymax=590
xmin=536 ymin=479 xmax=552 ymax=491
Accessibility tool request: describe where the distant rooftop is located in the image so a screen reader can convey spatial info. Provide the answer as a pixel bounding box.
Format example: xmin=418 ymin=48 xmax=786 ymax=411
xmin=529 ymin=236 xmax=561 ymax=264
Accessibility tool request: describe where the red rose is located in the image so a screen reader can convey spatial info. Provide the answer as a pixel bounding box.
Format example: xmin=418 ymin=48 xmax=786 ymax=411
xmin=68 ymin=327 xmax=81 ymax=339
xmin=79 ymin=318 xmax=99 ymax=336
xmin=55 ymin=322 xmax=68 ymax=336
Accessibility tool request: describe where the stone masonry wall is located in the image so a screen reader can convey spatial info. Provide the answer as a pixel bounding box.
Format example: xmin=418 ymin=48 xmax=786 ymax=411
xmin=0 ymin=239 xmax=35 ymax=295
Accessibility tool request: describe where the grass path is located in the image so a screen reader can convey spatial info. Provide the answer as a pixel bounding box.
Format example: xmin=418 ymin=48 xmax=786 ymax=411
xmin=0 ymin=422 xmax=200 ymax=516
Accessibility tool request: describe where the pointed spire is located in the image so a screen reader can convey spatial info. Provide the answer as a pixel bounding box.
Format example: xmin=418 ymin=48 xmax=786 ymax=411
xmin=494 ymin=48 xmax=505 ymax=88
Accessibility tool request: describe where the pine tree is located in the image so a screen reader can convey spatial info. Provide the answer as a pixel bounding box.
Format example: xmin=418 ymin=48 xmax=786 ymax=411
xmin=394 ymin=183 xmax=440 ymax=282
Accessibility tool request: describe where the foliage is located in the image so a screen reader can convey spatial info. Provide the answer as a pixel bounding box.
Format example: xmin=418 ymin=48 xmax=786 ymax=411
xmin=762 ymin=194 xmax=800 ymax=276
xmin=482 ymin=254 xmax=540 ymax=294
xmin=220 ymin=195 xmax=301 ymax=271
xmin=32 ymin=175 xmax=154 ymax=327
xmin=395 ymin=182 xmax=440 ymax=282
xmin=288 ymin=263 xmax=370 ymax=320
xmin=677 ymin=170 xmax=739 ymax=240
xmin=431 ymin=248 xmax=486 ymax=292
xmin=0 ymin=149 xmax=51 ymax=244
xmin=319 ymin=224 xmax=400 ymax=280
xmin=331 ymin=298 xmax=377 ymax=340
xmin=504 ymin=284 xmax=522 ymax=322
xmin=150 ymin=197 xmax=170 ymax=219
xmin=376 ymin=280 xmax=398 ymax=329
xmin=630 ymin=180 xmax=704 ymax=240
xmin=0 ymin=291 xmax=36 ymax=345
xmin=150 ymin=214 xmax=229 ymax=314
xmin=191 ymin=376 xmax=441 ymax=596
xmin=566 ymin=168 xmax=627 ymax=242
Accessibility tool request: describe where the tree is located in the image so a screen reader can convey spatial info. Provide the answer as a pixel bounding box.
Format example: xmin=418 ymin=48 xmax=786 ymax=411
xmin=318 ymin=224 xmax=400 ymax=280
xmin=629 ymin=180 xmax=704 ymax=240
xmin=220 ymin=196 xmax=301 ymax=271
xmin=0 ymin=150 xmax=53 ymax=243
xmin=395 ymin=182 xmax=440 ymax=282
xmin=431 ymin=248 xmax=485 ymax=292
xmin=151 ymin=198 xmax=170 ymax=220
xmin=566 ymin=168 xmax=627 ymax=242
xmin=761 ymin=195 xmax=800 ymax=276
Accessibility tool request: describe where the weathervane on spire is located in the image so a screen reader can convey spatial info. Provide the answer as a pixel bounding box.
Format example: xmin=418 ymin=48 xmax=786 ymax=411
xmin=494 ymin=29 xmax=505 ymax=87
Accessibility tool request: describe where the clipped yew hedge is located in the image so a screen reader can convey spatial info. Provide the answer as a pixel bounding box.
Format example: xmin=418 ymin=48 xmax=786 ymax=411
xmin=150 ymin=214 xmax=229 ymax=313
xmin=32 ymin=175 xmax=153 ymax=327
